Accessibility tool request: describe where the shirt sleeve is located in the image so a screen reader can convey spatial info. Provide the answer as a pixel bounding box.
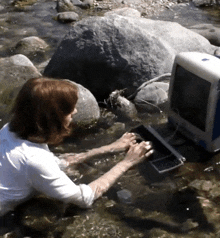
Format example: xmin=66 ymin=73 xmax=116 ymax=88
xmin=26 ymin=150 xmax=95 ymax=208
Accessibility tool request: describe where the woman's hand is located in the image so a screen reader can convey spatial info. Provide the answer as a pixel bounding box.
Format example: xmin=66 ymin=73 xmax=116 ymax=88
xmin=123 ymin=141 xmax=153 ymax=167
xmin=89 ymin=141 xmax=153 ymax=200
xmin=109 ymin=132 xmax=137 ymax=153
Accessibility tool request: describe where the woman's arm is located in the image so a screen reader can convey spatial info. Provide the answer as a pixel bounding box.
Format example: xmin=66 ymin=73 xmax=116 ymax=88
xmin=28 ymin=140 xmax=152 ymax=208
xmin=89 ymin=141 xmax=153 ymax=200
xmin=59 ymin=132 xmax=137 ymax=166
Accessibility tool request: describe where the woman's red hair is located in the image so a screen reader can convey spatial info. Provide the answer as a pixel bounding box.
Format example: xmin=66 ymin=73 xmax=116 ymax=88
xmin=9 ymin=77 xmax=78 ymax=144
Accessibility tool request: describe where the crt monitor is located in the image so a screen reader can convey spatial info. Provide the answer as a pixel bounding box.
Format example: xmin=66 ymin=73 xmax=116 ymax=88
xmin=168 ymin=52 xmax=220 ymax=153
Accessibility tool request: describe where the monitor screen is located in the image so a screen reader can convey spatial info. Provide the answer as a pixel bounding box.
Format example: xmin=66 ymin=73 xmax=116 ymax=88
xmin=170 ymin=65 xmax=211 ymax=131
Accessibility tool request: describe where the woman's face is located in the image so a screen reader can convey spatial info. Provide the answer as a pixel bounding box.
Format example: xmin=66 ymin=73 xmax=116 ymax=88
xmin=65 ymin=107 xmax=77 ymax=126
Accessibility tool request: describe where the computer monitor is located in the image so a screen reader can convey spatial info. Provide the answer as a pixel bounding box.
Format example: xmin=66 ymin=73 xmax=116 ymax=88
xmin=168 ymin=52 xmax=220 ymax=152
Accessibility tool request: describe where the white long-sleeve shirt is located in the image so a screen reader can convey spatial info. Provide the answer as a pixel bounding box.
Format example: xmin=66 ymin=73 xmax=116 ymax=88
xmin=0 ymin=123 xmax=94 ymax=216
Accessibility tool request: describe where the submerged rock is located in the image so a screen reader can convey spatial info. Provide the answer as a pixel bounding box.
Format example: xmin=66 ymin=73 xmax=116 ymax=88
xmin=56 ymin=0 xmax=93 ymax=12
xmin=13 ymin=36 xmax=49 ymax=61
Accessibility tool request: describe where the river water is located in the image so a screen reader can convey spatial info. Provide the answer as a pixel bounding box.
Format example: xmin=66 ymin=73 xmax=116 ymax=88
xmin=1 ymin=1 xmax=220 ymax=238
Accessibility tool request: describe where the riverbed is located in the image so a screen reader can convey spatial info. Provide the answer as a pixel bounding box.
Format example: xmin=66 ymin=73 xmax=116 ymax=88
xmin=1 ymin=1 xmax=220 ymax=238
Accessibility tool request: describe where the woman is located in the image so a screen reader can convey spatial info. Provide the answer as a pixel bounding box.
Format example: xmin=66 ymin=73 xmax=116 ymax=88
xmin=0 ymin=77 xmax=153 ymax=221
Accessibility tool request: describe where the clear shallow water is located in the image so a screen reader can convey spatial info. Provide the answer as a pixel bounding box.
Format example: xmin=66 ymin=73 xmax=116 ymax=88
xmin=1 ymin=1 xmax=220 ymax=238
xmin=152 ymin=2 xmax=220 ymax=27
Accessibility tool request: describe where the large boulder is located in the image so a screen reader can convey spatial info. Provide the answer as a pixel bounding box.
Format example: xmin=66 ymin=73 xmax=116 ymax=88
xmin=66 ymin=80 xmax=100 ymax=127
xmin=44 ymin=14 xmax=214 ymax=101
xmin=0 ymin=54 xmax=41 ymax=128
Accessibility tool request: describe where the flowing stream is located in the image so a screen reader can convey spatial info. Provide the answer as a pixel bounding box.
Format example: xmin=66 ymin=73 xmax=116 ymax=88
xmin=1 ymin=1 xmax=220 ymax=237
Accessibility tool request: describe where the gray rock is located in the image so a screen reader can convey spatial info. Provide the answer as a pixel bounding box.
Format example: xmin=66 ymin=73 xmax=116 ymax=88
xmin=56 ymin=0 xmax=78 ymax=12
xmin=44 ymin=15 xmax=213 ymax=101
xmin=134 ymin=82 xmax=169 ymax=112
xmin=36 ymin=59 xmax=50 ymax=74
xmin=104 ymin=7 xmax=141 ymax=18
xmin=0 ymin=54 xmax=41 ymax=86
xmin=191 ymin=0 xmax=219 ymax=6
xmin=0 ymin=5 xmax=5 ymax=11
xmin=117 ymin=189 xmax=132 ymax=204
xmin=13 ymin=36 xmax=49 ymax=59
xmin=0 ymin=54 xmax=41 ymax=127
xmin=57 ymin=11 xmax=79 ymax=22
xmin=56 ymin=0 xmax=93 ymax=12
xmin=191 ymin=0 xmax=211 ymax=6
xmin=189 ymin=24 xmax=220 ymax=46
xmin=214 ymin=47 xmax=220 ymax=58
xmin=65 ymin=80 xmax=100 ymax=127
xmin=108 ymin=90 xmax=138 ymax=120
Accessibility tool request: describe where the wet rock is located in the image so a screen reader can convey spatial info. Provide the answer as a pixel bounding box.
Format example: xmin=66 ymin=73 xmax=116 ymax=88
xmin=107 ymin=90 xmax=138 ymax=120
xmin=12 ymin=0 xmax=38 ymax=8
xmin=189 ymin=179 xmax=204 ymax=190
xmin=36 ymin=59 xmax=50 ymax=74
xmin=0 ymin=54 xmax=41 ymax=127
xmin=56 ymin=0 xmax=93 ymax=12
xmin=57 ymin=11 xmax=79 ymax=22
xmin=189 ymin=24 xmax=220 ymax=46
xmin=181 ymin=219 xmax=199 ymax=232
xmin=97 ymin=108 xmax=117 ymax=129
xmin=191 ymin=0 xmax=219 ymax=6
xmin=0 ymin=5 xmax=5 ymax=11
xmin=104 ymin=7 xmax=141 ymax=17
xmin=117 ymin=189 xmax=132 ymax=204
xmin=191 ymin=0 xmax=211 ymax=6
xmin=134 ymin=81 xmax=169 ymax=112
xmin=201 ymin=180 xmax=213 ymax=192
xmin=197 ymin=196 xmax=220 ymax=232
xmin=104 ymin=199 xmax=117 ymax=208
xmin=189 ymin=179 xmax=215 ymax=193
xmin=106 ymin=122 xmax=126 ymax=135
xmin=44 ymin=15 xmax=213 ymax=101
xmin=56 ymin=0 xmax=78 ymax=12
xmin=148 ymin=228 xmax=177 ymax=238
xmin=13 ymin=36 xmax=49 ymax=61
xmin=209 ymin=184 xmax=220 ymax=199
xmin=0 ymin=54 xmax=41 ymax=86
xmin=66 ymin=80 xmax=100 ymax=128
xmin=214 ymin=47 xmax=220 ymax=58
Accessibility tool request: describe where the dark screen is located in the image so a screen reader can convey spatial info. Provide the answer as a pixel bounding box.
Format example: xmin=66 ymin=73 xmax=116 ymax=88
xmin=170 ymin=65 xmax=211 ymax=131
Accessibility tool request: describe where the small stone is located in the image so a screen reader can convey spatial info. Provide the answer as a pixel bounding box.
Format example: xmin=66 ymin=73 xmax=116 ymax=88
xmin=57 ymin=12 xmax=79 ymax=23
xmin=201 ymin=180 xmax=213 ymax=192
xmin=117 ymin=189 xmax=132 ymax=204
xmin=105 ymin=200 xmax=116 ymax=208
